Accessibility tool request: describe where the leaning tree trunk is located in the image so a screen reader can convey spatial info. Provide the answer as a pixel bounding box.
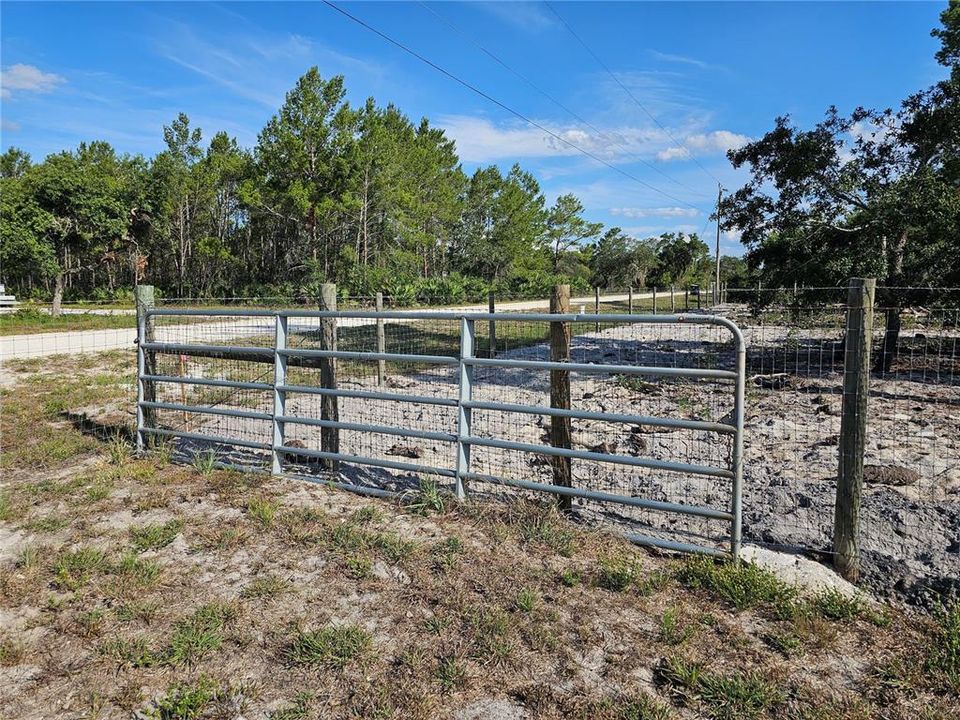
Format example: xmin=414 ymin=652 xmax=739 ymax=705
xmin=875 ymin=306 xmax=902 ymax=374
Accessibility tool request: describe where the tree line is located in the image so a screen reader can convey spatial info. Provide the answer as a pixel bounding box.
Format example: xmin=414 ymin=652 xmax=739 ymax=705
xmin=719 ymin=1 xmax=960 ymax=369
xmin=0 ymin=69 xmax=735 ymax=312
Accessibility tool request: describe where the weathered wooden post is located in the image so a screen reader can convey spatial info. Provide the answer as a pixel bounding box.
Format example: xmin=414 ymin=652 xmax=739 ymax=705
xmin=833 ymin=277 xmax=876 ymax=581
xmin=375 ymin=291 xmax=386 ymax=386
xmin=135 ymin=285 xmax=156 ymax=452
xmin=488 ymin=290 xmax=497 ymax=358
xmin=320 ymin=283 xmax=339 ymax=471
xmin=652 ymin=287 xmax=658 ymax=315
xmin=628 ymin=287 xmax=634 ymax=315
xmin=550 ymin=284 xmax=573 ymax=510
xmin=670 ymin=286 xmax=676 ymax=312
xmin=594 ymin=286 xmax=600 ymax=332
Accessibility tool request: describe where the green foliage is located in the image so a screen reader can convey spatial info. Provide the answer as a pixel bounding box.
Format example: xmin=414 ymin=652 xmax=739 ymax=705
xmin=167 ymin=602 xmax=236 ymax=666
xmin=52 ymin=547 xmax=108 ymax=589
xmin=130 ymin=519 xmax=183 ymax=552
xmin=434 ymin=655 xmax=467 ymax=692
xmin=148 ymin=676 xmax=217 ymax=720
xmin=596 ymin=554 xmax=642 ymax=592
xmin=659 ymin=656 xmax=783 ymax=720
xmin=288 ymin=624 xmax=371 ymax=669
xmin=246 ymin=496 xmax=279 ymax=526
xmin=192 ymin=449 xmax=218 ymax=475
xmin=403 ymin=477 xmax=448 ymax=515
xmin=674 ymin=557 xmax=798 ymax=612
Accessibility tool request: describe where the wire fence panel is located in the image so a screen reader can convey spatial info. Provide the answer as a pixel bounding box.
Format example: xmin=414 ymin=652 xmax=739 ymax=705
xmin=138 ymin=308 xmax=745 ymax=557
xmin=720 ymin=289 xmax=960 ymax=602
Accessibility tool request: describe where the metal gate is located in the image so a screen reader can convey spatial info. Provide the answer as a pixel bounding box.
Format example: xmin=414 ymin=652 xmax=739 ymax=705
xmin=137 ymin=308 xmax=745 ymax=557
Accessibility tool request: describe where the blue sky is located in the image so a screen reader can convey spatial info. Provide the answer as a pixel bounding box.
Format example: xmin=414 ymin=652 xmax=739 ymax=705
xmin=0 ymin=1 xmax=949 ymax=254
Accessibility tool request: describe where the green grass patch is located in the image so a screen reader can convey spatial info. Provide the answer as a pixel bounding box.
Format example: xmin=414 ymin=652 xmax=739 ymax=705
xmin=147 ymin=676 xmax=218 ymax=720
xmin=130 ymin=519 xmax=183 ymax=552
xmin=246 ymin=496 xmax=280 ymax=526
xmin=927 ymin=600 xmax=960 ymax=690
xmin=596 ymin=554 xmax=642 ymax=592
xmin=288 ymin=624 xmax=372 ymax=670
xmin=52 ymin=547 xmax=108 ymax=590
xmin=674 ymin=557 xmax=797 ymax=613
xmin=0 ymin=308 xmax=135 ymax=336
xmin=241 ymin=574 xmax=290 ymax=600
xmin=659 ymin=655 xmax=783 ymax=720
xmin=435 ymin=655 xmax=467 ymax=692
xmin=167 ymin=602 xmax=236 ymax=666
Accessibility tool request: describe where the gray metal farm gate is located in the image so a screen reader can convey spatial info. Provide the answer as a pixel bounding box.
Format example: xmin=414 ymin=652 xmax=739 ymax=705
xmin=136 ymin=307 xmax=746 ymax=558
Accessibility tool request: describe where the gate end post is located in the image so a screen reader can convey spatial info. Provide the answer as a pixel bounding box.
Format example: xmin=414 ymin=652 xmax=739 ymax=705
xmin=271 ymin=315 xmax=288 ymax=475
xmin=455 ymin=317 xmax=475 ymax=500
xmin=135 ymin=285 xmax=155 ymax=454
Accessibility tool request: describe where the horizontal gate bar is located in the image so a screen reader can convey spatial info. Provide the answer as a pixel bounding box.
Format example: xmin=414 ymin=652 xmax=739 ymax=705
xmin=276 ymin=415 xmax=456 ymax=443
xmin=462 ymin=436 xmax=734 ymax=478
xmin=278 ymin=383 xmax=457 ymax=407
xmin=276 ymin=444 xmax=456 ymax=478
xmin=624 ymin=532 xmax=729 ymax=558
xmin=460 ymin=472 xmax=733 ymax=520
xmin=142 ymin=427 xmax=271 ymax=450
xmin=142 ymin=341 xmax=274 ymax=358
xmin=147 ymin=307 xmax=737 ymax=327
xmin=279 ymin=347 xmax=458 ymax=365
xmin=140 ymin=401 xmax=272 ymax=421
xmin=141 ymin=374 xmax=273 ymax=392
xmin=464 ymin=356 xmax=737 ymax=380
xmin=462 ymin=399 xmax=735 ymax=435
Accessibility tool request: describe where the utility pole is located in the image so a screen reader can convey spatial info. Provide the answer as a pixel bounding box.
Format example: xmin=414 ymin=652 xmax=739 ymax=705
xmin=714 ymin=183 xmax=723 ymax=306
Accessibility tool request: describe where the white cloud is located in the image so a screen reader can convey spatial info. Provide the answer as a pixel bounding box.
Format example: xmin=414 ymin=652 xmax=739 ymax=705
xmin=438 ymin=115 xmax=681 ymax=163
xmin=155 ymin=20 xmax=384 ymax=109
xmin=649 ymin=50 xmax=711 ymax=70
xmin=1 ymin=118 xmax=21 ymax=132
xmin=657 ymin=130 xmax=750 ymax=161
xmin=1 ymin=64 xmax=65 ymax=99
xmin=611 ymin=206 xmax=699 ymax=219
xmin=477 ymin=2 xmax=557 ymax=31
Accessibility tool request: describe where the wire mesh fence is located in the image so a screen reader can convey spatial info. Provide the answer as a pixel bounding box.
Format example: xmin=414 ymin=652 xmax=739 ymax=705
xmin=718 ymin=287 xmax=959 ymax=602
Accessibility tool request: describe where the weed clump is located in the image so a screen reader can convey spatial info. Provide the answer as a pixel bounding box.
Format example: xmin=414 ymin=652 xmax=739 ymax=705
xmin=927 ymin=600 xmax=960 ymax=690
xmin=130 ymin=519 xmax=184 ymax=552
xmin=674 ymin=557 xmax=797 ymax=613
xmin=659 ymin=655 xmax=784 ymax=719
xmin=289 ymin=624 xmax=371 ymax=669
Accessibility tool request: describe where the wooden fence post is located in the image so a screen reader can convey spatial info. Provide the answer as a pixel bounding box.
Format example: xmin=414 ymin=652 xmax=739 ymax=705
xmin=594 ymin=286 xmax=600 ymax=332
xmin=833 ymin=277 xmax=876 ymax=581
xmin=628 ymin=287 xmax=634 ymax=315
xmin=375 ymin=292 xmax=386 ymax=386
xmin=550 ymin=285 xmax=573 ymax=510
xmin=685 ymin=288 xmax=689 ymax=311
xmin=320 ymin=283 xmax=339 ymax=471
xmin=488 ymin=290 xmax=497 ymax=358
xmin=652 ymin=287 xmax=657 ymax=315
xmin=135 ymin=285 xmax=156 ymax=451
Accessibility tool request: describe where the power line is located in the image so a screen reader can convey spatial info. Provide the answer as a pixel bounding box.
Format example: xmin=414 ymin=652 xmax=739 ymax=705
xmin=322 ymin=0 xmax=702 ymax=212
xmin=545 ymin=2 xmax=723 ymax=187
xmin=416 ymin=0 xmax=705 ymax=197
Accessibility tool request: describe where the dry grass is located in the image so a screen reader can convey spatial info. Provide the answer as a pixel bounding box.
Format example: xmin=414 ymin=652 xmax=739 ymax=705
xmin=1 ymin=352 xmax=958 ymax=720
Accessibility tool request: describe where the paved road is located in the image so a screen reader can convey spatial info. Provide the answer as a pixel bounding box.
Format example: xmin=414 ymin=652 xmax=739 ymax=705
xmin=0 ymin=291 xmax=684 ymax=361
